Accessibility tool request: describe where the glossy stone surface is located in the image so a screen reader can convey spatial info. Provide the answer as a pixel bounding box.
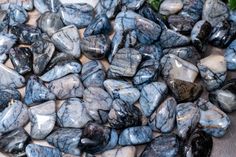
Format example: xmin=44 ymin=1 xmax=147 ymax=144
xmin=149 ymin=97 xmax=176 ymax=133
xmin=25 ymin=144 xmax=62 ymax=157
xmin=176 ymin=102 xmax=200 ymax=139
xmin=104 ymin=79 xmax=140 ymax=105
xmin=46 ymin=74 xmax=84 ymax=99
xmin=47 ymin=128 xmax=82 ymax=156
xmin=168 ymin=15 xmax=194 ymax=34
xmin=101 ymin=146 xmax=136 ymax=157
xmin=57 ymin=98 xmax=92 ymax=128
xmin=9 ymin=47 xmax=32 ymax=75
xmin=124 ymin=30 xmax=137 ymax=48
xmin=8 ymin=4 xmax=28 ymax=26
xmin=141 ymin=134 xmax=179 ymax=157
xmin=51 ymin=25 xmax=81 ymax=58
xmin=118 ymin=126 xmax=152 ymax=146
xmin=59 ymin=3 xmax=94 ymax=28
xmin=0 ymin=32 xmax=17 ymax=55
xmin=225 ymin=39 xmax=236 ymax=70
xmin=46 ymin=53 xmax=75 ymax=70
xmin=139 ymin=82 xmax=168 ymax=117
xmin=0 ymin=54 xmax=7 ymax=63
xmin=81 ymin=60 xmax=106 ymax=88
xmin=0 ymin=10 xmax=9 ymax=32
xmin=0 ymin=63 xmax=25 ymax=88
xmin=195 ymin=98 xmax=230 ymax=137
xmin=24 ymin=76 xmax=55 ymax=106
xmin=122 ymin=0 xmax=145 ymax=10
xmin=161 ymin=54 xmax=199 ymax=83
xmin=136 ymin=43 xmax=163 ymax=61
xmin=108 ymin=99 xmax=141 ymax=129
xmin=197 ymin=55 xmax=227 ymax=91
xmin=95 ymin=0 xmax=121 ymax=19
xmin=0 ymin=100 xmax=29 ymax=133
xmin=83 ymin=87 xmax=113 ymax=124
xmin=34 ymin=0 xmax=61 ymax=13
xmin=2 ymin=0 xmax=33 ymax=11
xmin=81 ymin=34 xmax=110 ymax=60
xmin=29 ymin=101 xmax=56 ymax=139
xmin=159 ymin=0 xmax=183 ymax=16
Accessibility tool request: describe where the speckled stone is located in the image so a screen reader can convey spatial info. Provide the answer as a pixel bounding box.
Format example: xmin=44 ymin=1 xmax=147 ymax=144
xmin=26 ymin=144 xmax=62 ymax=157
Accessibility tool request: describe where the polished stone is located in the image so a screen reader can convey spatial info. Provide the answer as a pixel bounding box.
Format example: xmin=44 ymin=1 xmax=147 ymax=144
xmin=0 ymin=10 xmax=9 ymax=32
xmin=168 ymin=15 xmax=194 ymax=34
xmin=95 ymin=0 xmax=121 ymax=19
xmin=122 ymin=0 xmax=145 ymax=10
xmin=101 ymin=146 xmax=136 ymax=157
xmin=225 ymin=39 xmax=236 ymax=70
xmin=136 ymin=43 xmax=163 ymax=61
xmin=159 ymin=0 xmax=183 ymax=16
xmin=8 ymin=4 xmax=28 ymax=26
xmin=26 ymin=144 xmax=62 ymax=157
xmin=0 ymin=32 xmax=17 ymax=55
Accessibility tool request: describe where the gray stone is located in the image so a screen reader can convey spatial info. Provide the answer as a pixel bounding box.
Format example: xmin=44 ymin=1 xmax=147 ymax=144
xmin=95 ymin=0 xmax=121 ymax=19
xmin=225 ymin=39 xmax=236 ymax=70
xmin=122 ymin=0 xmax=145 ymax=10
xmin=0 ymin=10 xmax=9 ymax=32
xmin=159 ymin=0 xmax=183 ymax=16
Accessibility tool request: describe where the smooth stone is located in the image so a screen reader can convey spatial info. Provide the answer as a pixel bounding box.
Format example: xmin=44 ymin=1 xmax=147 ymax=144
xmin=0 ymin=32 xmax=17 ymax=55
xmin=31 ymin=39 xmax=55 ymax=75
xmin=57 ymin=98 xmax=92 ymax=128
xmin=2 ymin=0 xmax=33 ymax=11
xmin=34 ymin=0 xmax=61 ymax=13
xmin=167 ymin=79 xmax=203 ymax=103
xmin=124 ymin=30 xmax=137 ymax=48
xmin=122 ymin=0 xmax=145 ymax=10
xmin=141 ymin=134 xmax=179 ymax=157
xmin=0 ymin=53 xmax=7 ymax=63
xmin=0 ymin=10 xmax=9 ymax=32
xmin=37 ymin=12 xmax=64 ymax=36
xmin=59 ymin=3 xmax=94 ymax=29
xmin=139 ymin=82 xmax=168 ymax=117
xmin=108 ymin=99 xmax=141 ymax=129
xmin=40 ymin=60 xmax=81 ymax=82
xmin=161 ymin=54 xmax=199 ymax=83
xmin=230 ymin=10 xmax=236 ymax=22
xmin=0 ymin=63 xmax=25 ymax=88
xmin=83 ymin=87 xmax=113 ymax=124
xmin=25 ymin=144 xmax=62 ymax=157
xmin=176 ymin=102 xmax=200 ymax=139
xmin=95 ymin=0 xmax=121 ymax=19
xmin=202 ymin=0 xmax=229 ymax=26
xmin=159 ymin=0 xmax=183 ymax=16
xmin=8 ymin=4 xmax=28 ymax=26
xmin=163 ymin=46 xmax=200 ymax=65
xmin=225 ymin=39 xmax=236 ymax=70
xmin=0 ymin=100 xmax=29 ymax=133
xmin=197 ymin=55 xmax=227 ymax=91
xmin=108 ymin=48 xmax=142 ymax=77
xmin=195 ymin=98 xmax=230 ymax=137
xmin=24 ymin=76 xmax=55 ymax=106
xmin=118 ymin=126 xmax=152 ymax=146
xmin=46 ymin=74 xmax=84 ymax=99
xmin=51 ymin=25 xmax=81 ymax=58
xmin=104 ymin=79 xmax=140 ymax=105
xmin=9 ymin=47 xmax=32 ymax=75
xmin=101 ymin=146 xmax=136 ymax=157
xmin=81 ymin=34 xmax=110 ymax=60
xmin=160 ymin=29 xmax=190 ymax=49
xmin=0 ymin=128 xmax=30 ymax=156
xmin=84 ymin=14 xmax=112 ymax=37
xmin=149 ymin=97 xmax=176 ymax=133
xmin=0 ymin=86 xmax=21 ymax=112
xmin=81 ymin=60 xmax=106 ymax=88
xmin=136 ymin=43 xmax=163 ymax=61
xmin=47 ymin=128 xmax=82 ymax=156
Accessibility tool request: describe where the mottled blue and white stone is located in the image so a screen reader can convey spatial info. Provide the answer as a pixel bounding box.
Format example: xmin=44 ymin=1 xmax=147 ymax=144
xmin=149 ymin=97 xmax=177 ymax=133
xmin=59 ymin=3 xmax=94 ymax=28
xmin=8 ymin=4 xmax=28 ymax=26
xmin=0 ymin=100 xmax=29 ymax=133
xmin=46 ymin=74 xmax=84 ymax=99
xmin=81 ymin=60 xmax=106 ymax=88
xmin=118 ymin=126 xmax=152 ymax=146
xmin=225 ymin=39 xmax=236 ymax=70
xmin=104 ymin=79 xmax=140 ymax=105
xmin=46 ymin=128 xmax=82 ymax=156
xmin=34 ymin=0 xmax=61 ymax=13
xmin=197 ymin=55 xmax=227 ymax=91
xmin=57 ymin=98 xmax=92 ymax=128
xmin=1 ymin=0 xmax=33 ymax=11
xmin=51 ymin=25 xmax=81 ymax=58
xmin=122 ymin=0 xmax=145 ymax=10
xmin=0 ymin=10 xmax=9 ymax=33
xmin=25 ymin=144 xmax=62 ymax=157
xmin=28 ymin=100 xmax=56 ymax=139
xmin=196 ymin=98 xmax=231 ymax=137
xmin=176 ymin=102 xmax=200 ymax=139
xmin=0 ymin=54 xmax=7 ymax=63
xmin=24 ymin=76 xmax=55 ymax=106
xmin=83 ymin=87 xmax=113 ymax=124
xmin=139 ymin=82 xmax=168 ymax=117
xmin=136 ymin=43 xmax=163 ymax=61
xmin=0 ymin=63 xmax=25 ymax=88
xmin=0 ymin=32 xmax=17 ymax=55
xmin=95 ymin=0 xmax=121 ymax=19
xmin=124 ymin=30 xmax=137 ymax=48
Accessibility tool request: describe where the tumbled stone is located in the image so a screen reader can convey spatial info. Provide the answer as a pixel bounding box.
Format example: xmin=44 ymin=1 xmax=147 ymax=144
xmin=195 ymin=98 xmax=230 ymax=137
xmin=104 ymin=79 xmax=140 ymax=105
xmin=46 ymin=74 xmax=84 ymax=99
xmin=83 ymin=87 xmax=113 ymax=124
xmin=95 ymin=0 xmax=121 ymax=19
xmin=57 ymin=98 xmax=92 ymax=128
xmin=124 ymin=30 xmax=137 ymax=48
xmin=101 ymin=146 xmax=136 ymax=157
xmin=1 ymin=0 xmax=33 ymax=11
xmin=122 ymin=0 xmax=145 ymax=10
xmin=168 ymin=15 xmax=195 ymax=34
xmin=8 ymin=4 xmax=28 ymax=26
xmin=149 ymin=97 xmax=176 ymax=133
xmin=0 ymin=32 xmax=17 ymax=55
xmin=0 ymin=100 xmax=29 ymax=133
xmin=161 ymin=54 xmax=199 ymax=83
xmin=139 ymin=82 xmax=168 ymax=117
xmin=0 ymin=10 xmax=9 ymax=32
xmin=26 ymin=144 xmax=62 ymax=157
xmin=176 ymin=102 xmax=200 ymax=139
xmin=118 ymin=126 xmax=152 ymax=145
xmin=225 ymin=39 xmax=236 ymax=70
xmin=0 ymin=54 xmax=7 ymax=63
xmin=34 ymin=0 xmax=61 ymax=13
xmin=159 ymin=0 xmax=183 ymax=16
xmin=136 ymin=43 xmax=163 ymax=61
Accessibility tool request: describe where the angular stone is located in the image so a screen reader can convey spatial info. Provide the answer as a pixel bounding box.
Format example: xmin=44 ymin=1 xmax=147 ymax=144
xmin=46 ymin=74 xmax=84 ymax=99
xmin=118 ymin=126 xmax=152 ymax=146
xmin=26 ymin=144 xmax=62 ymax=157
xmin=57 ymin=98 xmax=92 ymax=128
xmin=168 ymin=15 xmax=194 ymax=34
xmin=83 ymin=87 xmax=113 ymax=124
xmin=136 ymin=43 xmax=163 ymax=61
xmin=122 ymin=0 xmax=145 ymax=10
xmin=0 ymin=32 xmax=17 ymax=55
xmin=104 ymin=79 xmax=140 ymax=105
xmin=159 ymin=0 xmax=183 ymax=16
xmin=0 ymin=100 xmax=29 ymax=133
xmin=161 ymin=54 xmax=199 ymax=83
xmin=95 ymin=0 xmax=121 ymax=19
xmin=34 ymin=0 xmax=61 ymax=13
xmin=124 ymin=30 xmax=137 ymax=48
xmin=1 ymin=0 xmax=33 ymax=11
xmin=101 ymin=146 xmax=136 ymax=157
xmin=47 ymin=128 xmax=82 ymax=156
xmin=8 ymin=4 xmax=28 ymax=26
xmin=195 ymin=98 xmax=230 ymax=137
xmin=0 ymin=10 xmax=9 ymax=32
xmin=225 ymin=39 xmax=236 ymax=70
